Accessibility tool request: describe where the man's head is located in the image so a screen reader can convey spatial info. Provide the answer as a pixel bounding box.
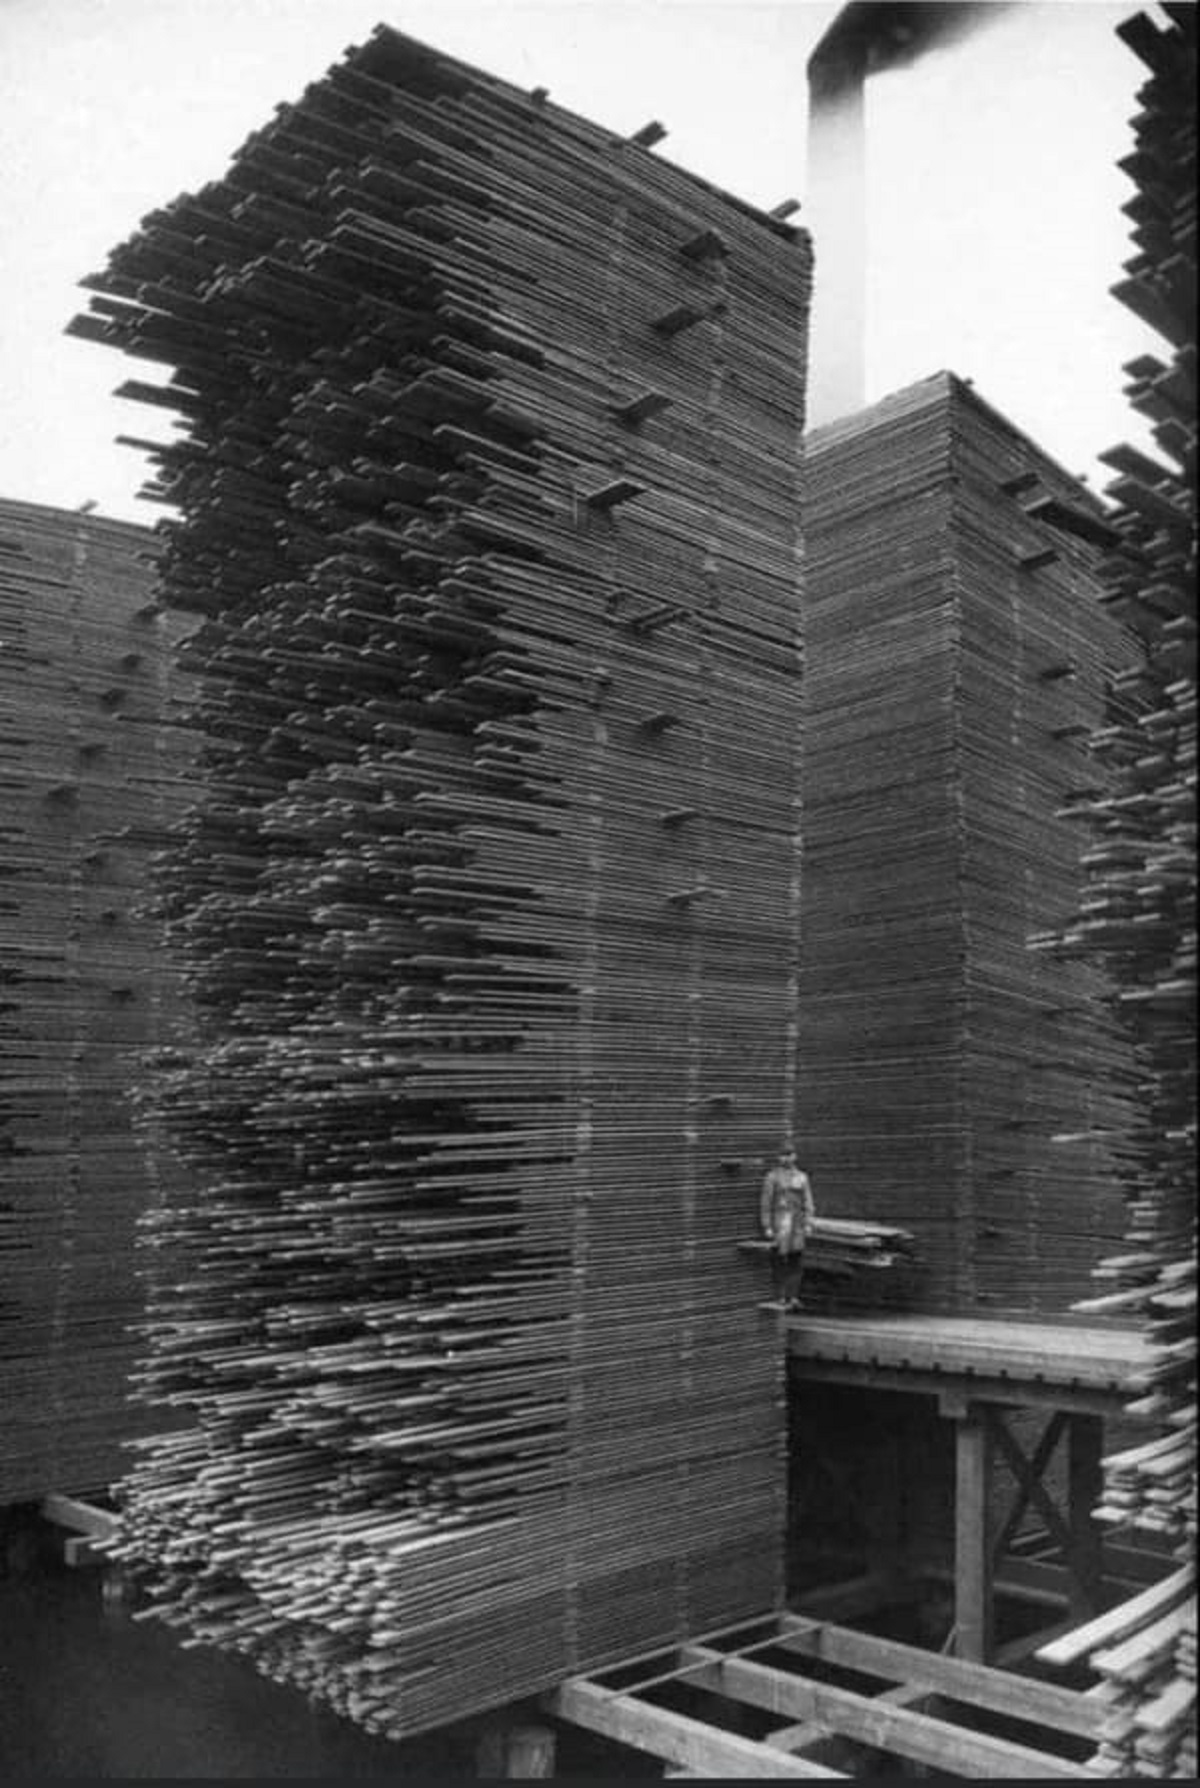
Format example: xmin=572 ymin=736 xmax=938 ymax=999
xmin=778 ymin=1146 xmax=796 ymax=1167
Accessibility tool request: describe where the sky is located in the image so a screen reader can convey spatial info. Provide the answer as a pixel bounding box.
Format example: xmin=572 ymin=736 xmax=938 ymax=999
xmin=0 ymin=0 xmax=1165 ymax=523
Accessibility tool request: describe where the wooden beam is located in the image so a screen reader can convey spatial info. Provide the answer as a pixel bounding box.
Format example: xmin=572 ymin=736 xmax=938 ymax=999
xmin=776 ymin=1616 xmax=1101 ymax=1740
xmin=923 ymin=1557 xmax=1071 ymax=1612
xmin=991 ymin=1410 xmax=1069 ymax=1565
xmin=989 ymin=1414 xmax=1075 ymax=1564
xmin=788 ymin=1357 xmax=1128 ymax=1418
xmin=40 ymin=1493 xmax=117 ymax=1541
xmin=678 ymin=1647 xmax=1086 ymax=1779
xmin=764 ymin=1719 xmax=835 ymax=1753
xmin=954 ymin=1407 xmax=994 ymax=1662
xmin=1066 ymin=1414 xmax=1105 ymax=1622
xmin=546 ymin=1680 xmax=845 ymax=1778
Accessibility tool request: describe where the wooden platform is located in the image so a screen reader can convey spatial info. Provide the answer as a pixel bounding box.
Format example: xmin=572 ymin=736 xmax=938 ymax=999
xmin=787 ymin=1314 xmax=1151 ymax=1414
xmin=784 ymin=1314 xmax=1166 ymax=1667
xmin=546 ymin=1609 xmax=1102 ymax=1777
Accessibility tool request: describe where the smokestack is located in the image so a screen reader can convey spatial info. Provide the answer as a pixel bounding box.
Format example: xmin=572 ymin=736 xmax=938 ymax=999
xmin=806 ymin=2 xmax=1018 ymax=426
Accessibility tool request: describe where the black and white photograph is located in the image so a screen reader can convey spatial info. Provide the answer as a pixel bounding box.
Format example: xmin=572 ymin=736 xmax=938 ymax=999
xmin=0 ymin=0 xmax=1194 ymax=1779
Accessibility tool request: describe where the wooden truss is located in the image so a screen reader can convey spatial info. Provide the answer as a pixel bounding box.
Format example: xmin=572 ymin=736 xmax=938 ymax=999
xmin=940 ymin=1397 xmax=1105 ymax=1663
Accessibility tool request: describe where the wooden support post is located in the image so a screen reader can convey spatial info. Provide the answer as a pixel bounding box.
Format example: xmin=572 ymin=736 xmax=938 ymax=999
xmin=943 ymin=1396 xmax=993 ymax=1663
xmin=476 ymin=1722 xmax=557 ymax=1778
xmin=1066 ymin=1412 xmax=1105 ymax=1622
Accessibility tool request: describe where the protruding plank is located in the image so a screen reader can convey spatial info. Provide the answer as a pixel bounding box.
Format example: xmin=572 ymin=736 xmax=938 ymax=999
xmin=651 ymin=301 xmax=720 ymax=337
xmin=583 ymin=477 xmax=646 ymax=511
xmin=612 ymin=389 xmax=673 ymax=428
xmin=679 ymin=227 xmax=728 ymax=263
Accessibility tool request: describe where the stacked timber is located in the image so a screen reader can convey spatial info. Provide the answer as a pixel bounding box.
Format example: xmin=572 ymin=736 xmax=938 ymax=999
xmin=737 ymin=1215 xmax=916 ymax=1299
xmin=68 ymin=28 xmax=810 ymax=1738
xmin=1036 ymin=6 xmax=1196 ymax=1775
xmin=799 ymin=374 xmax=1138 ymax=1316
xmin=0 ymin=499 xmax=189 ymax=1502
xmin=805 ymin=1217 xmax=916 ymax=1283
xmin=1041 ymin=1562 xmax=1196 ymax=1779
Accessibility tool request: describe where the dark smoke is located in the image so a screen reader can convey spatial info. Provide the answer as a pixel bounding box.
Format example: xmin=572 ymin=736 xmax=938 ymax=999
xmin=809 ymin=2 xmax=1021 ymax=101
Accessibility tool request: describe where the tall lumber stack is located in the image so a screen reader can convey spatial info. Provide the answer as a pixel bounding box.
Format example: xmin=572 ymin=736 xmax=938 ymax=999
xmin=67 ymin=28 xmax=810 ymax=1738
xmin=0 ymin=498 xmax=187 ymax=1502
xmin=1035 ymin=7 xmax=1196 ymax=1777
xmin=799 ymin=373 xmax=1138 ymax=1316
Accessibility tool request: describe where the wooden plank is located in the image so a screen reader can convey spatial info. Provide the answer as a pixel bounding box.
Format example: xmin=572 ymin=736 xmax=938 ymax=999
xmin=776 ymin=1615 xmax=1102 ymax=1740
xmin=993 ymin=1614 xmax=1081 ymax=1670
xmin=40 ymin=1493 xmax=118 ymax=1541
xmin=764 ymin=1719 xmax=835 ymax=1752
xmin=1037 ymin=1564 xmax=1194 ymax=1667
xmin=546 ymin=1680 xmax=846 ymax=1779
xmin=678 ymin=1646 xmax=1087 ymax=1778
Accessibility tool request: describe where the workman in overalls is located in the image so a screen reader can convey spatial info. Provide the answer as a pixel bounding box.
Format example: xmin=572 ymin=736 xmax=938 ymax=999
xmin=760 ymin=1145 xmax=816 ymax=1310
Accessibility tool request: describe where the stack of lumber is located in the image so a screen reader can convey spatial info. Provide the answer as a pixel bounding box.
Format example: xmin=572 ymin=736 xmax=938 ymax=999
xmin=68 ymin=28 xmax=810 ymax=1739
xmin=738 ymin=1216 xmax=916 ymax=1297
xmin=1035 ymin=6 xmax=1196 ymax=1774
xmin=805 ymin=1217 xmax=916 ymax=1284
xmin=0 ymin=498 xmax=189 ymax=1503
xmin=799 ymin=374 xmax=1137 ymax=1317
xmin=1041 ymin=1563 xmax=1195 ymax=1778
xmin=1097 ymin=1406 xmax=1197 ymax=1540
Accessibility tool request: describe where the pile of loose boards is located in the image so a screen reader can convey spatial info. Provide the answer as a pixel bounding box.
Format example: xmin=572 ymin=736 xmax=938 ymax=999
xmin=67 ymin=27 xmax=811 ymax=1737
xmin=1036 ymin=6 xmax=1195 ymax=1778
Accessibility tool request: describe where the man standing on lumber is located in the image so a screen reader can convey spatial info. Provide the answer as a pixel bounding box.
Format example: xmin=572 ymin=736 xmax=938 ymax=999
xmin=760 ymin=1145 xmax=816 ymax=1310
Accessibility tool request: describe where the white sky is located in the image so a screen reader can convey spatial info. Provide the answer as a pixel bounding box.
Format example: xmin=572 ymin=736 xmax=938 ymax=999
xmin=0 ymin=0 xmax=1164 ymax=522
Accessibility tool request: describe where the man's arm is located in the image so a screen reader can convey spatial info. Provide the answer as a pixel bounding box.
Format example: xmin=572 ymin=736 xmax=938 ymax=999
xmin=759 ymin=1173 xmax=776 ymax=1239
xmin=802 ymin=1172 xmax=816 ymax=1230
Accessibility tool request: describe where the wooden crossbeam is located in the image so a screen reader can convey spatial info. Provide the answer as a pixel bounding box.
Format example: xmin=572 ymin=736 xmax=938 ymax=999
xmin=547 ymin=1679 xmax=846 ymax=1778
xmin=764 ymin=1719 xmax=834 ymax=1753
xmin=990 ymin=1408 xmax=1070 ymax=1564
xmin=789 ymin=1355 xmax=1130 ymax=1418
xmin=776 ymin=1615 xmax=1102 ymax=1741
xmin=677 ymin=1645 xmax=1087 ymax=1778
xmin=989 ymin=1410 xmax=1076 ymax=1562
